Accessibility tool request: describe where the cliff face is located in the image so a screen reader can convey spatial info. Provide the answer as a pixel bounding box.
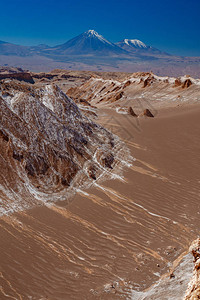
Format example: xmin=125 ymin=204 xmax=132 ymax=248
xmin=0 ymin=80 xmax=131 ymax=215
xmin=184 ymin=238 xmax=200 ymax=299
xmin=0 ymin=67 xmax=34 ymax=83
xmin=0 ymin=72 xmax=34 ymax=83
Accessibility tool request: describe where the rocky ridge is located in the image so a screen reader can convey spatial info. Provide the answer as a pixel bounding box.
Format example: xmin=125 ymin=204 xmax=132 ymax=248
xmin=67 ymin=72 xmax=200 ymax=113
xmin=0 ymin=66 xmax=34 ymax=83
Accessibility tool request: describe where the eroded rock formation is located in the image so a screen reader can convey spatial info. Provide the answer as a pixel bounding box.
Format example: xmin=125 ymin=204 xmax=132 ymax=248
xmin=128 ymin=106 xmax=137 ymax=117
xmin=0 ymin=79 xmax=131 ymax=215
xmin=182 ymin=79 xmax=192 ymax=89
xmin=0 ymin=67 xmax=34 ymax=83
xmin=141 ymin=109 xmax=154 ymax=117
xmin=66 ymin=72 xmax=200 ymax=108
xmin=184 ymin=238 xmax=200 ymax=299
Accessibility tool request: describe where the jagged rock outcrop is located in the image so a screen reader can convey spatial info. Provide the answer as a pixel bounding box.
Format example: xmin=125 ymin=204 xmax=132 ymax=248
xmin=184 ymin=238 xmax=200 ymax=299
xmin=0 ymin=72 xmax=34 ymax=83
xmin=174 ymin=79 xmax=182 ymax=87
xmin=128 ymin=106 xmax=137 ymax=117
xmin=116 ymin=106 xmax=138 ymax=117
xmin=174 ymin=78 xmax=193 ymax=89
xmin=123 ymin=80 xmax=131 ymax=88
xmin=0 ymin=80 xmax=131 ymax=215
xmin=182 ymin=79 xmax=192 ymax=88
xmin=31 ymin=72 xmax=56 ymax=80
xmin=0 ymin=67 xmax=34 ymax=83
xmin=108 ymin=91 xmax=124 ymax=102
xmin=142 ymin=76 xmax=155 ymax=88
xmin=141 ymin=109 xmax=154 ymax=117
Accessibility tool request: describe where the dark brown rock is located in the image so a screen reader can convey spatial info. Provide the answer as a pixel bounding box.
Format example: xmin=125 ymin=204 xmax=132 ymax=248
xmin=32 ymin=73 xmax=56 ymax=80
xmin=0 ymin=129 xmax=9 ymax=142
xmin=13 ymin=150 xmax=23 ymax=162
xmin=182 ymin=79 xmax=192 ymax=88
xmin=102 ymin=153 xmax=114 ymax=169
xmin=143 ymin=76 xmax=155 ymax=88
xmin=116 ymin=91 xmax=124 ymax=100
xmin=123 ymin=80 xmax=131 ymax=88
xmin=79 ymin=99 xmax=91 ymax=106
xmin=128 ymin=107 xmax=137 ymax=117
xmin=170 ymin=272 xmax=175 ymax=279
xmin=174 ymin=79 xmax=182 ymax=87
xmin=0 ymin=72 xmax=34 ymax=84
xmin=25 ymin=155 xmax=49 ymax=176
xmin=88 ymin=166 xmax=97 ymax=180
xmin=111 ymin=86 xmax=121 ymax=92
xmin=143 ymin=109 xmax=154 ymax=117
xmin=61 ymin=178 xmax=69 ymax=186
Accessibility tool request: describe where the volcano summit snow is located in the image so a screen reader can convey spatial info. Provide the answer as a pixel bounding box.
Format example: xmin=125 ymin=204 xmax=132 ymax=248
xmin=48 ymin=30 xmax=126 ymax=56
xmin=117 ymin=39 xmax=148 ymax=49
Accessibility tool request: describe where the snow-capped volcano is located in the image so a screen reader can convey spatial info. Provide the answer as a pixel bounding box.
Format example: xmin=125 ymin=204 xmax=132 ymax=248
xmin=116 ymin=38 xmax=166 ymax=55
xmin=119 ymin=39 xmax=148 ymax=49
xmin=48 ymin=30 xmax=126 ymax=56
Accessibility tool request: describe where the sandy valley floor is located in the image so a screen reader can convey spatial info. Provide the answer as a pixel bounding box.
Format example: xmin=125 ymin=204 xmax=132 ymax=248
xmin=1 ymin=101 xmax=200 ymax=299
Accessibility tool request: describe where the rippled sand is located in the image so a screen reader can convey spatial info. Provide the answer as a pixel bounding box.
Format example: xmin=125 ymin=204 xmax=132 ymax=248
xmin=1 ymin=104 xmax=200 ymax=299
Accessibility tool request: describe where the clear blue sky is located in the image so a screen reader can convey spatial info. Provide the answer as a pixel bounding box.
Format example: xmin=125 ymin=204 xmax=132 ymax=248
xmin=0 ymin=0 xmax=200 ymax=56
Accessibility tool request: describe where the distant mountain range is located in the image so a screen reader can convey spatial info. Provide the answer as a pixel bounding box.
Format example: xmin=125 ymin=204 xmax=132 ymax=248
xmin=0 ymin=30 xmax=200 ymax=77
xmin=0 ymin=30 xmax=169 ymax=57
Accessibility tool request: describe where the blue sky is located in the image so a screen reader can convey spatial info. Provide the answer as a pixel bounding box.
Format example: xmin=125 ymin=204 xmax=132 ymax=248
xmin=0 ymin=0 xmax=200 ymax=56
